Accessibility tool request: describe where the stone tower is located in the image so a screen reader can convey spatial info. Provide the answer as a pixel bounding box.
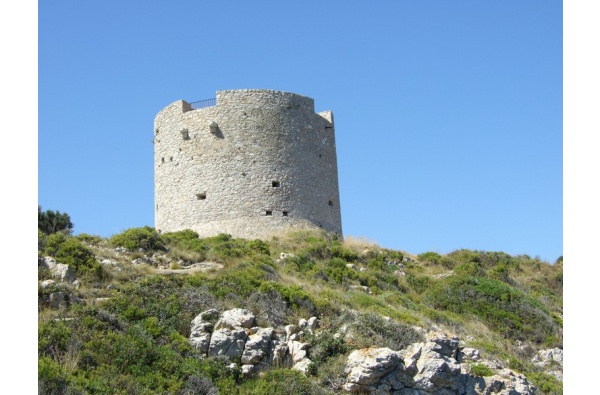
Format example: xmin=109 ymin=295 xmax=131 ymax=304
xmin=154 ymin=89 xmax=342 ymax=239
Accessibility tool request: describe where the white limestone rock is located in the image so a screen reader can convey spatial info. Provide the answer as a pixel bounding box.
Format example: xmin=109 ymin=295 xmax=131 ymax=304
xmin=40 ymin=279 xmax=56 ymax=288
xmin=215 ymin=308 xmax=255 ymax=330
xmin=241 ymin=327 xmax=274 ymax=365
xmin=208 ymin=328 xmax=248 ymax=359
xmin=40 ymin=256 xmax=76 ymax=283
xmin=343 ymin=348 xmax=403 ymax=391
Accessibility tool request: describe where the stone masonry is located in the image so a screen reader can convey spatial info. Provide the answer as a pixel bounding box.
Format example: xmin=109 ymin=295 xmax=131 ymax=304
xmin=154 ymin=89 xmax=343 ymax=239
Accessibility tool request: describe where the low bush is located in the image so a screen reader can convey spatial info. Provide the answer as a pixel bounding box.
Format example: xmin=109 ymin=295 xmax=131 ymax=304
xmin=240 ymin=369 xmax=326 ymax=395
xmin=470 ymin=363 xmax=494 ymax=377
xmin=45 ymin=232 xmax=69 ymax=256
xmin=425 ymin=275 xmax=559 ymax=342
xmin=306 ymin=330 xmax=349 ymax=367
xmin=417 ymin=251 xmax=442 ymax=264
xmin=109 ymin=226 xmax=165 ymax=251
xmin=527 ymin=371 xmax=563 ymax=395
xmin=346 ymin=312 xmax=423 ymax=350
xmin=75 ymin=233 xmax=104 ymax=246
xmin=406 ymin=273 xmax=432 ymax=294
xmin=55 ymin=239 xmax=99 ymax=275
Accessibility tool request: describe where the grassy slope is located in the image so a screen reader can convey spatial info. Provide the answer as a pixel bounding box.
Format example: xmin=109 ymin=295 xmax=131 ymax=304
xmin=38 ymin=228 xmax=563 ymax=394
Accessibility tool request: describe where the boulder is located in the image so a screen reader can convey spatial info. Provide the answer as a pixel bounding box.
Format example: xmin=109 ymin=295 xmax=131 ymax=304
xmin=532 ymin=347 xmax=563 ymax=367
xmin=241 ymin=327 xmax=274 ymax=365
xmin=189 ymin=309 xmax=220 ymax=354
xmin=343 ymin=348 xmax=404 ymax=392
xmin=410 ymin=343 xmax=464 ymax=393
xmin=343 ymin=334 xmax=537 ymax=394
xmin=288 ymin=340 xmax=309 ymax=363
xmin=285 ymin=324 xmax=299 ymax=341
xmin=208 ymin=328 xmax=248 ymax=359
xmin=215 ymin=308 xmax=255 ymax=330
xmin=39 ymin=279 xmax=56 ymax=289
xmin=292 ymin=358 xmax=313 ymax=374
xmin=40 ymin=256 xmax=76 ymax=283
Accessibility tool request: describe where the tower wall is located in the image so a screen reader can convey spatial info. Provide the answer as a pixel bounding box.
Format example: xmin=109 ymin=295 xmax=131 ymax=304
xmin=154 ymin=89 xmax=342 ymax=239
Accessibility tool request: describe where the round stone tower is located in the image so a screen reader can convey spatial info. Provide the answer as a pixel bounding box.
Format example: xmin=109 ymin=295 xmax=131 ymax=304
xmin=154 ymin=89 xmax=342 ymax=239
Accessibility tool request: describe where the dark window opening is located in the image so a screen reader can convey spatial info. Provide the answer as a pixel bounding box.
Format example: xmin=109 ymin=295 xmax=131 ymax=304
xmin=197 ymin=193 xmax=206 ymax=200
xmin=265 ymin=210 xmax=272 ymax=216
xmin=161 ymin=157 xmax=165 ymax=163
xmin=328 ymin=200 xmax=333 ymax=206
xmin=272 ymin=181 xmax=280 ymax=187
xmin=282 ymin=211 xmax=288 ymax=217
xmin=325 ymin=126 xmax=333 ymax=130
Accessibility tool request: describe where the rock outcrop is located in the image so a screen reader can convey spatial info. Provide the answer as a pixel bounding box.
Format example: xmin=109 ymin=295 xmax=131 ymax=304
xmin=343 ymin=332 xmax=537 ymax=394
xmin=40 ymin=256 xmax=76 ymax=283
xmin=532 ymin=347 xmax=563 ymax=381
xmin=189 ymin=308 xmax=315 ymax=376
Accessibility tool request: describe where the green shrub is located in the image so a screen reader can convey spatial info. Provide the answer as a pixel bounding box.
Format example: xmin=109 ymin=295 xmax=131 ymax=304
xmin=75 ymin=233 xmax=104 ymax=246
xmin=323 ymin=257 xmax=357 ymax=285
xmin=39 ymin=319 xmax=73 ymax=357
xmin=406 ymin=273 xmax=432 ymax=294
xmin=163 ymin=232 xmax=272 ymax=263
xmin=45 ymin=232 xmax=68 ymax=256
xmin=366 ymin=254 xmax=387 ymax=271
xmin=55 ymin=238 xmax=102 ymax=277
xmin=417 ymin=251 xmax=442 ymax=264
xmin=307 ymin=330 xmax=349 ymax=367
xmin=470 ymin=363 xmax=494 ymax=377
xmin=109 ymin=226 xmax=165 ymax=251
xmin=528 ymin=371 xmax=563 ymax=395
xmin=257 ymin=282 xmax=316 ymax=315
xmin=347 ymin=312 xmax=423 ymax=350
xmin=38 ymin=356 xmax=69 ymax=394
xmin=454 ymin=262 xmax=485 ymax=277
xmin=447 ymin=249 xmax=481 ymax=264
xmin=425 ymin=275 xmax=559 ymax=342
xmin=330 ymin=244 xmax=360 ymax=263
xmin=439 ymin=256 xmax=456 ymax=269
xmin=286 ymin=253 xmax=316 ymax=272
xmin=240 ymin=369 xmax=324 ymax=395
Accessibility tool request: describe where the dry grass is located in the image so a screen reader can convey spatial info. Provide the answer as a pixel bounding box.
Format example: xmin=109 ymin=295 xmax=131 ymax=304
xmin=342 ymin=235 xmax=379 ymax=251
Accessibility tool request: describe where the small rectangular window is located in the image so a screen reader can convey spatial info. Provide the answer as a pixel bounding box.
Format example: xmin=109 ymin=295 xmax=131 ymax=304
xmin=282 ymin=211 xmax=288 ymax=217
xmin=197 ymin=193 xmax=206 ymax=200
xmin=272 ymin=181 xmax=280 ymax=188
xmin=265 ymin=210 xmax=272 ymax=216
xmin=328 ymin=200 xmax=333 ymax=206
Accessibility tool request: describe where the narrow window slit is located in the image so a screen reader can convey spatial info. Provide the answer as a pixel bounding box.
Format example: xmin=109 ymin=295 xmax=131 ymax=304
xmin=328 ymin=200 xmax=333 ymax=206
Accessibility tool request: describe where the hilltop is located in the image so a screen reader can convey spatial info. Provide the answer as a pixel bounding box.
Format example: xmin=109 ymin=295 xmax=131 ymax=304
xmin=38 ymin=217 xmax=563 ymax=394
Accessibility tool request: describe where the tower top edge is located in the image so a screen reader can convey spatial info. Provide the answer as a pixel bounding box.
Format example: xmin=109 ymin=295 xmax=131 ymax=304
xmin=215 ymin=88 xmax=313 ymax=100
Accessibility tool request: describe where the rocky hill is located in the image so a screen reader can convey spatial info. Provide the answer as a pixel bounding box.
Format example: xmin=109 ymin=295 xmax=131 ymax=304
xmin=38 ymin=225 xmax=563 ymax=394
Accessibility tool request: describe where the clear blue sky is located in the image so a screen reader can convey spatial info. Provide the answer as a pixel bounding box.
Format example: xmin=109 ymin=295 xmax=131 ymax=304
xmin=38 ymin=1 xmax=563 ymax=262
